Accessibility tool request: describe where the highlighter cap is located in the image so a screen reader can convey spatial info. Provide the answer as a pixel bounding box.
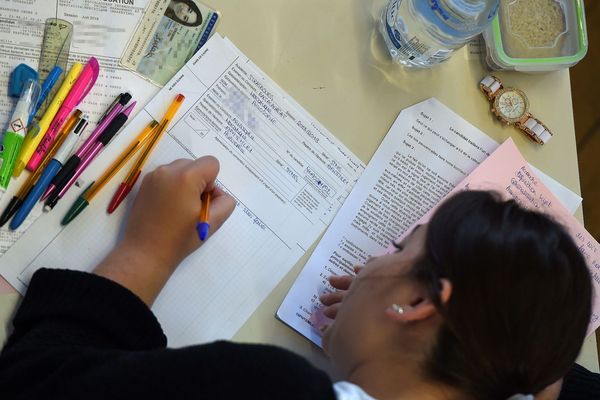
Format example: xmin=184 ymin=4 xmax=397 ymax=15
xmin=62 ymin=57 xmax=100 ymax=110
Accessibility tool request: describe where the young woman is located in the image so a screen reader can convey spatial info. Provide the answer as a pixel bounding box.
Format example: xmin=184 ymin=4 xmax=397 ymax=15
xmin=164 ymin=0 xmax=203 ymax=27
xmin=0 ymin=156 xmax=595 ymax=399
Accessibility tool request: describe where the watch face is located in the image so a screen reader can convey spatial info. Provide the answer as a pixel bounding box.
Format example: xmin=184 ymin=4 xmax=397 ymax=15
xmin=494 ymin=88 xmax=529 ymax=123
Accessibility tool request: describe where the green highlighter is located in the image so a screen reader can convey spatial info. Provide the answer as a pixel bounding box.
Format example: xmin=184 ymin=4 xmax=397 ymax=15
xmin=0 ymin=78 xmax=41 ymax=189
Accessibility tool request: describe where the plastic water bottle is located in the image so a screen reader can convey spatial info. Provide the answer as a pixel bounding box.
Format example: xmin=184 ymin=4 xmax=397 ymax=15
xmin=380 ymin=0 xmax=500 ymax=67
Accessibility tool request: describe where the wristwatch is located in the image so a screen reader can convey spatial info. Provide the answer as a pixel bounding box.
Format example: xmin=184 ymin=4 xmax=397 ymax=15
xmin=479 ymin=75 xmax=553 ymax=145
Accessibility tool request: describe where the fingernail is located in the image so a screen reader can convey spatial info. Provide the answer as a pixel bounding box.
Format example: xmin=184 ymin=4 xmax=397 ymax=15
xmin=319 ymin=324 xmax=329 ymax=333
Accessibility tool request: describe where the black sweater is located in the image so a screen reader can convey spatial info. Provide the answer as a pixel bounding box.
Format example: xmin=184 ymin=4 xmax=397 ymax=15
xmin=0 ymin=268 xmax=598 ymax=399
xmin=0 ymin=269 xmax=336 ymax=400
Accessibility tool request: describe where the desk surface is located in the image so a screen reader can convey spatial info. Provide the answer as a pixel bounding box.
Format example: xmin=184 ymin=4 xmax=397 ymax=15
xmin=1 ymin=0 xmax=598 ymax=374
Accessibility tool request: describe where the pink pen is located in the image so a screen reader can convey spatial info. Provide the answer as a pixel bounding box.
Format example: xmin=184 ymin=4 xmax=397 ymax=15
xmin=27 ymin=57 xmax=100 ymax=171
xmin=41 ymin=92 xmax=132 ymax=201
xmin=76 ymin=92 xmax=132 ymax=160
xmin=44 ymin=102 xmax=136 ymax=211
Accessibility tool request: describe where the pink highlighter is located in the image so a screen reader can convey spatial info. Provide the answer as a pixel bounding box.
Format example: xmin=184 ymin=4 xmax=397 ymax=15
xmin=26 ymin=57 xmax=99 ymax=171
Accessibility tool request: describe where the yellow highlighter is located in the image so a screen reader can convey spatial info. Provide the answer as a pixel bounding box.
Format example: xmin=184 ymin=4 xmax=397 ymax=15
xmin=13 ymin=62 xmax=83 ymax=178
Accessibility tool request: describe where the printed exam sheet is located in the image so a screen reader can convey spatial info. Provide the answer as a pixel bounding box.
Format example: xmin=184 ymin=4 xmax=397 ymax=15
xmin=0 ymin=0 xmax=158 ymax=124
xmin=0 ymin=34 xmax=364 ymax=346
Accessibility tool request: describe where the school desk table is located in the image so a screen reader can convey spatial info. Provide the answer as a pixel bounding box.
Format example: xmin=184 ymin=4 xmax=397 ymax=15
xmin=0 ymin=0 xmax=598 ymax=375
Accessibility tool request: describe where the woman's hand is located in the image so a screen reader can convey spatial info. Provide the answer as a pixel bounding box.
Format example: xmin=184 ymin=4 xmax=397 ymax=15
xmin=120 ymin=156 xmax=235 ymax=269
xmin=94 ymin=156 xmax=236 ymax=306
xmin=319 ymin=266 xmax=362 ymax=319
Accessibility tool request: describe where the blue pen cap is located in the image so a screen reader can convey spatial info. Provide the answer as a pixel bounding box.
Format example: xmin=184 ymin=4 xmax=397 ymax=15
xmin=30 ymin=65 xmax=63 ymax=123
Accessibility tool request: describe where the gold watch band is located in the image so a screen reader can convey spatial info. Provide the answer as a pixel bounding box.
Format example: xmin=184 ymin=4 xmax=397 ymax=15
xmin=516 ymin=114 xmax=553 ymax=145
xmin=480 ymin=75 xmax=503 ymax=100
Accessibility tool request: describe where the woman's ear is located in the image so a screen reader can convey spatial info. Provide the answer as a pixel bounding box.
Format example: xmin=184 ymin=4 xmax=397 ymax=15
xmin=439 ymin=278 xmax=452 ymax=304
xmin=385 ymin=279 xmax=452 ymax=323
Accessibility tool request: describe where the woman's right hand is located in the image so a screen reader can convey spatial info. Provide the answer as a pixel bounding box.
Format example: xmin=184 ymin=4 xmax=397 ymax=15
xmin=94 ymin=156 xmax=236 ymax=306
xmin=120 ymin=156 xmax=236 ymax=271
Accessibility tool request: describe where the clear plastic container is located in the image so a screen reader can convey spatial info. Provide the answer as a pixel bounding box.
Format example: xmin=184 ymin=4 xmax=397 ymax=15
xmin=482 ymin=0 xmax=588 ymax=72
xmin=380 ymin=0 xmax=500 ymax=68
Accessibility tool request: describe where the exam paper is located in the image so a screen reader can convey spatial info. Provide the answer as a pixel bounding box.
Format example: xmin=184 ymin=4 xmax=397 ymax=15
xmin=277 ymin=98 xmax=583 ymax=347
xmin=0 ymin=0 xmax=158 ymax=125
xmin=0 ymin=34 xmax=364 ymax=346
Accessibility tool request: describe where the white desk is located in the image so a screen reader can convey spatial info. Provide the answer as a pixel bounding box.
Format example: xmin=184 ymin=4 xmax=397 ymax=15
xmin=1 ymin=0 xmax=597 ymax=374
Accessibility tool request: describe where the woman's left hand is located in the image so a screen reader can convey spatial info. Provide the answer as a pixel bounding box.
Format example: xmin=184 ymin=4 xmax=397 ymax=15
xmin=319 ymin=266 xmax=362 ymax=319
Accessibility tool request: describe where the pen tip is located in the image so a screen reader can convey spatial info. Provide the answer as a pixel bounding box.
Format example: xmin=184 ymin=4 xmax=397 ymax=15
xmin=9 ymin=218 xmax=21 ymax=231
xmin=0 ymin=198 xmax=23 ymax=227
xmin=62 ymin=198 xmax=88 ymax=226
xmin=123 ymin=101 xmax=136 ymax=117
xmin=44 ymin=194 xmax=59 ymax=212
xmin=196 ymin=222 xmax=210 ymax=241
xmin=107 ymin=183 xmax=130 ymax=214
xmin=0 ymin=213 xmax=10 ymax=228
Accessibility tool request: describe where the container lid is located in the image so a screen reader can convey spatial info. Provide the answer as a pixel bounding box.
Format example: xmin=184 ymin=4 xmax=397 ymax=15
xmin=487 ymin=0 xmax=588 ymax=67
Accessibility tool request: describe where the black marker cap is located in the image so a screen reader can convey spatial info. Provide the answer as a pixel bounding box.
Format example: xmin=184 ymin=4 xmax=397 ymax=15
xmin=119 ymin=92 xmax=132 ymax=105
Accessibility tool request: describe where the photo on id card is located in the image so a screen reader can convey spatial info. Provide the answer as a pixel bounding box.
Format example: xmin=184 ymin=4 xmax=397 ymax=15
xmin=120 ymin=0 xmax=219 ymax=86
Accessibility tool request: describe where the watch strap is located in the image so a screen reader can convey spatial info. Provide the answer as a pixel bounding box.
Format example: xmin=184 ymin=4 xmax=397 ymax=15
xmin=517 ymin=114 xmax=553 ymax=145
xmin=480 ymin=75 xmax=503 ymax=100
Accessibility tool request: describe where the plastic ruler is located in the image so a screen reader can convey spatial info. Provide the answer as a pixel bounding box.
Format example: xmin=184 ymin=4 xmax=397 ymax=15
xmin=35 ymin=18 xmax=73 ymax=118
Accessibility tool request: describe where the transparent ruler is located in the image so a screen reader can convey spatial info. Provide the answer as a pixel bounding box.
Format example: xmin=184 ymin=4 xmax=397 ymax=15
xmin=35 ymin=18 xmax=73 ymax=119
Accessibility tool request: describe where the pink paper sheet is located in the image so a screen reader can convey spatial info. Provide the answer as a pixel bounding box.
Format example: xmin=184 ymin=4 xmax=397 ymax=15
xmin=391 ymin=138 xmax=600 ymax=334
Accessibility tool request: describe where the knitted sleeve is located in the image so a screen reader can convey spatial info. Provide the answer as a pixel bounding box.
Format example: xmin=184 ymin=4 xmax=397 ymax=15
xmin=0 ymin=268 xmax=335 ymax=400
xmin=559 ymin=363 xmax=600 ymax=399
xmin=3 ymin=268 xmax=166 ymax=351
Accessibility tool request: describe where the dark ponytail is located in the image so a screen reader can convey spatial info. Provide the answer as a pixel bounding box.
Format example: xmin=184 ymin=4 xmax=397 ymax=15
xmin=413 ymin=191 xmax=592 ymax=399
